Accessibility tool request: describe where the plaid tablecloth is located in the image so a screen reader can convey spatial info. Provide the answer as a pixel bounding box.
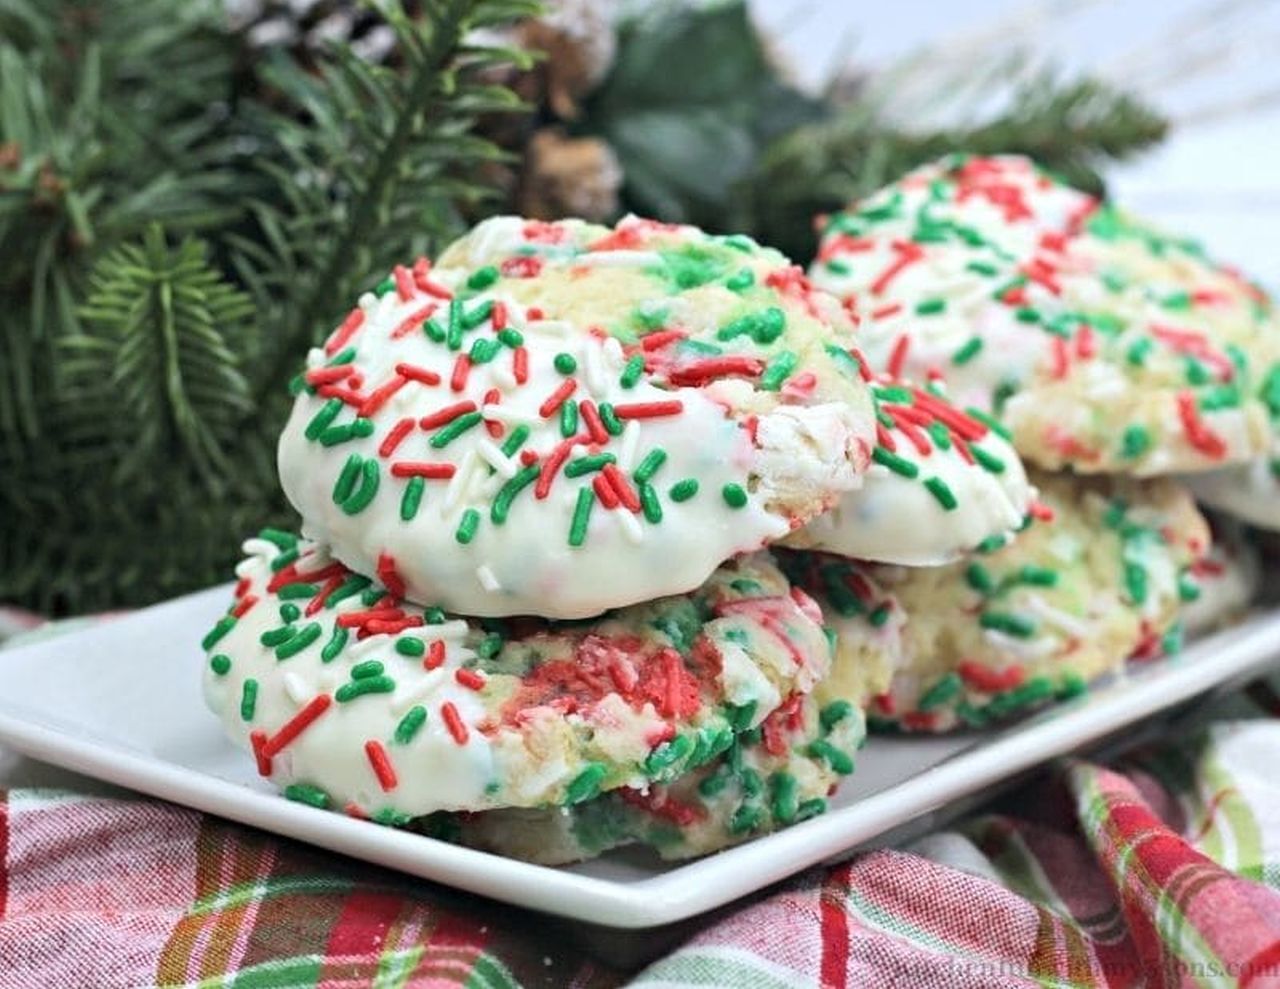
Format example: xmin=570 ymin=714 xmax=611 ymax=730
xmin=2 ymin=623 xmax=1280 ymax=987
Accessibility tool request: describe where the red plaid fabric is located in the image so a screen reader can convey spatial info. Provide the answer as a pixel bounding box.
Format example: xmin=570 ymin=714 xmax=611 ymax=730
xmin=3 ymin=720 xmax=1280 ymax=988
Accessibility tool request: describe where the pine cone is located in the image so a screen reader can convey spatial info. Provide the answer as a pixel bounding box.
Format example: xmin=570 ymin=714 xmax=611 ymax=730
xmin=517 ymin=129 xmax=622 ymax=221
xmin=517 ymin=0 xmax=616 ymax=119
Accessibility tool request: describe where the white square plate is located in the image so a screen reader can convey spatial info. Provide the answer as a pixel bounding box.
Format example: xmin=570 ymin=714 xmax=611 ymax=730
xmin=0 ymin=584 xmax=1277 ymax=929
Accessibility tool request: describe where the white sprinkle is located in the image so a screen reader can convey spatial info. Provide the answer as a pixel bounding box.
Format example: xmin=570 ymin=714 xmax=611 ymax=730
xmin=283 ymin=672 xmax=311 ymax=706
xmin=476 ymin=564 xmax=501 ymax=592
xmin=358 ymin=291 xmax=378 ymax=310
xmin=442 ymin=449 xmax=480 ymax=513
xmin=575 ymin=249 xmax=662 ymax=268
xmin=392 ymin=669 xmax=448 ymax=715
xmin=583 ymin=339 xmax=606 ymax=394
xmin=602 ymin=336 xmax=625 ymax=368
xmin=614 ymin=506 xmax=645 ymax=544
xmin=1023 ymin=593 xmax=1093 ymax=638
xmin=428 ymin=619 xmax=471 ymax=640
xmin=480 ymin=403 xmax=539 ymax=426
xmin=618 ymin=420 xmax=641 ymax=470
xmin=491 ymin=362 xmax=519 ymax=392
xmin=347 ymin=634 xmax=388 ymax=659
xmin=240 ymin=538 xmax=280 ymax=562
xmin=982 ymin=629 xmax=1058 ymax=660
xmin=476 ymin=439 xmax=517 ymax=478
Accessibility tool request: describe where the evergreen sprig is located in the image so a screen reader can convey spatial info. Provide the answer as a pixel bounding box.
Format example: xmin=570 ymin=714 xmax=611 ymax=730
xmin=741 ymin=73 xmax=1169 ymax=261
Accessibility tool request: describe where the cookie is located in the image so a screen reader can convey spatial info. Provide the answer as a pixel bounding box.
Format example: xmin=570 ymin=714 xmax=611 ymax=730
xmin=811 ymin=155 xmax=1280 ymax=476
xmin=1181 ymin=518 xmax=1260 ymax=635
xmin=1183 ymin=457 xmax=1280 ymax=532
xmin=436 ymin=689 xmax=865 ymax=864
xmin=202 ymin=532 xmax=833 ymax=819
xmin=784 ymin=375 xmax=1033 ymax=566
xmin=792 ymin=472 xmax=1209 ymax=732
xmin=278 ymin=216 xmax=877 ymax=619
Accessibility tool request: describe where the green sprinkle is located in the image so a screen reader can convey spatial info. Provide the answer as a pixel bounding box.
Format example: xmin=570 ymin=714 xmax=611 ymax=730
xmin=565 ymin=763 xmax=608 ymax=804
xmin=633 ymin=448 xmax=667 ymax=483
xmin=1014 ymin=307 xmax=1041 ymax=324
xmin=1057 ymin=672 xmax=1088 ymax=700
xmin=599 ymin=402 xmax=623 ymax=436
xmin=645 ymin=735 xmax=693 ymax=775
xmin=284 ymin=783 xmax=329 ymax=809
xmin=318 ymin=419 xmax=374 ymax=446
xmin=730 ymin=804 xmax=764 ymax=835
xmin=461 ymin=299 xmax=493 ymax=331
xmin=340 ymin=459 xmax=380 ymax=515
xmin=305 ymin=398 xmax=343 ymax=441
xmin=375 ymin=276 xmax=395 ymax=296
xmin=209 ymin=654 xmax=231 ymax=676
xmin=965 ymin=406 xmax=1012 ymax=441
xmin=868 ymin=603 xmax=892 ymax=627
xmin=759 ymin=350 xmax=798 ymax=391
xmin=1127 ymin=337 xmax=1153 ymax=366
xmin=1016 ymin=565 xmax=1059 ymax=587
xmin=320 ymin=626 xmax=348 ymax=663
xmin=639 ymin=482 xmax=662 ymax=524
xmin=721 ymin=483 xmax=748 ymax=508
xmin=467 ymin=265 xmax=499 ymax=290
xmin=559 ymin=398 xmax=579 ymax=437
xmin=260 ymin=625 xmax=295 ymax=647
xmin=429 ymin=411 xmax=483 ymax=448
xmin=499 ymin=424 xmax=531 ymax=458
xmin=952 ymin=337 xmax=983 ymax=364
xmin=979 ymin=611 xmax=1036 ymax=638
xmin=277 ymin=583 xmax=318 ymax=601
xmin=970 ymin=445 xmax=1006 ymax=474
xmin=276 ymin=622 xmax=321 ymax=659
xmin=872 ymin=446 xmax=919 ymax=478
xmin=497 ymin=327 xmax=524 ymax=348
xmin=423 ymin=317 xmax=445 ymax=343
xmin=565 ymin=453 xmax=616 ymax=478
xmin=424 ymin=607 xmax=447 ymax=625
xmin=351 ymin=661 xmax=386 ymax=681
xmin=240 ymin=679 xmax=258 ymax=721
xmin=1162 ymin=621 xmax=1184 ymax=655
xmin=1121 ymin=425 xmax=1151 ymax=459
xmin=923 ymin=476 xmax=957 ymax=510
xmin=725 ymin=268 xmax=755 ymax=292
xmin=394 ymin=706 xmax=428 ymax=745
xmin=395 ymin=638 xmax=425 ymax=657
xmin=491 ymin=464 xmax=540 ymax=524
xmin=770 ymin=772 xmax=799 ymax=824
xmin=568 ymin=488 xmax=594 ymax=547
xmin=259 ymin=528 xmax=299 ymax=550
xmin=807 ymin=739 xmax=854 ymax=775
xmin=202 ymin=616 xmax=237 ymax=651
xmin=477 ymin=632 xmax=503 ymax=660
xmin=279 ymin=604 xmax=300 ymax=622
xmin=554 ymin=352 xmax=577 ymax=374
xmin=797 ymin=798 xmax=827 ymax=822
xmin=400 ymin=475 xmax=426 ymax=520
xmin=288 ymin=373 xmax=308 ymax=396
xmin=728 ymin=700 xmax=759 ymax=732
xmin=468 ymin=338 xmax=499 ymax=364
xmin=270 ymin=546 xmax=300 ymax=572
xmin=966 ymin=563 xmax=995 ymax=594
xmin=918 ymin=672 xmax=962 ymax=711
xmin=1124 ymin=560 xmax=1148 ymax=605
xmin=620 ymin=353 xmax=645 ymax=388
xmin=325 ymin=576 xmax=370 ymax=609
xmin=916 ymin=298 xmax=946 ymax=315
xmin=1178 ymin=573 xmax=1201 ymax=602
xmin=335 ymin=676 xmax=396 ymax=703
xmin=455 ymin=508 xmax=480 ymax=544
xmin=670 ymin=478 xmax=699 ymax=502
xmin=332 ymin=454 xmax=363 ymax=505
xmin=966 ymin=260 xmax=998 ymax=276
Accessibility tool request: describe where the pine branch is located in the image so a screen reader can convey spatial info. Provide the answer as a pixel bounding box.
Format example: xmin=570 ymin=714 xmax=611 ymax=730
xmin=241 ymin=0 xmax=541 ymax=402
xmin=743 ymin=73 xmax=1169 ymax=262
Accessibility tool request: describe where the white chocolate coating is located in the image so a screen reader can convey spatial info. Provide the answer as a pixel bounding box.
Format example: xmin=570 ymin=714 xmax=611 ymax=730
xmin=1183 ymin=458 xmax=1280 ymax=531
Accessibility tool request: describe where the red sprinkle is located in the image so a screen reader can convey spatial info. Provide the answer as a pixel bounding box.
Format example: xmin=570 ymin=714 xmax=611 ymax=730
xmin=391 ymin=303 xmax=438 ymax=340
xmin=614 ymin=400 xmax=683 ymax=420
xmin=441 ymin=702 xmax=469 ymax=744
xmin=957 ymin=661 xmax=1025 ymax=694
xmin=393 ymin=264 xmax=414 ymax=301
xmin=592 ymin=472 xmax=620 ymax=509
xmin=490 ymin=302 xmax=507 ymax=331
xmin=538 ymin=379 xmax=578 ymax=418
xmin=1050 ymin=336 xmax=1071 ymax=379
xmin=264 ymin=695 xmax=333 ymax=759
xmin=345 ymin=802 xmax=369 ymax=820
xmin=535 ymin=439 xmax=576 ymax=499
xmin=391 ymin=461 xmax=457 ymax=479
xmin=364 ymin=740 xmax=399 ymax=791
xmin=512 ymin=346 xmax=529 ymax=384
xmin=519 ymin=449 xmax=539 ymax=466
xmin=378 ymin=417 xmax=416 ymax=458
xmin=305 ymin=365 xmax=356 ymax=387
xmin=250 ymin=730 xmax=272 ymax=776
xmin=603 ymin=463 xmax=642 ymax=512
xmin=450 ymin=354 xmax=472 ymax=393
xmin=394 ymin=362 xmax=442 ymax=386
xmin=425 ymin=640 xmax=446 ymax=670
xmin=579 ymin=400 xmax=609 ymax=444
xmin=1177 ymin=390 xmax=1227 ymax=459
xmin=324 ymin=308 xmax=365 ymax=355
xmin=870 ymin=240 xmax=924 ymax=295
xmin=870 ymin=302 xmax=903 ymax=320
xmin=886 ymin=334 xmax=910 ymax=378
xmin=500 ymin=255 xmax=543 ymax=278
xmin=376 ymin=552 xmax=406 ymax=599
xmin=667 ymin=356 xmax=764 ymax=386
xmin=1029 ymin=500 xmax=1055 ymax=522
xmin=361 ymin=617 xmax=423 ymax=637
xmin=455 ymin=669 xmax=486 ymax=691
xmin=849 ymin=347 xmax=874 ymax=381
xmin=358 ymin=375 xmax=409 ymax=418
xmin=640 ymin=329 xmax=687 ymax=351
xmin=912 ymin=390 xmax=988 ymax=441
xmin=875 ymin=421 xmax=897 ymax=452
xmin=305 ymin=575 xmax=345 ymax=617
xmin=337 ymin=607 xmax=405 ymax=628
xmin=419 ymin=400 xmax=477 ymax=430
xmin=232 ymin=594 xmax=259 ymax=619
xmin=317 ymin=385 xmax=368 ymax=408
xmin=1074 ymin=323 xmax=1097 ymax=360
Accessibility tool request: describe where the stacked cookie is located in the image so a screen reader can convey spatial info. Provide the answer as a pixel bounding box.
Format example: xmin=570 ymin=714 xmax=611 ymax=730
xmin=806 ymin=153 xmax=1275 ymax=731
xmin=205 ymin=216 xmax=1016 ymax=861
